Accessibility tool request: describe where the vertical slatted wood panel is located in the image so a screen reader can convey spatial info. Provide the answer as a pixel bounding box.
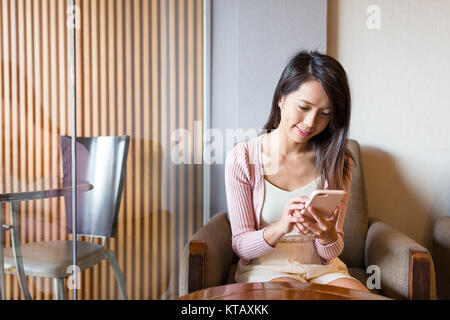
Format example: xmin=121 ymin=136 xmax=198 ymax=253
xmin=0 ymin=0 xmax=203 ymax=300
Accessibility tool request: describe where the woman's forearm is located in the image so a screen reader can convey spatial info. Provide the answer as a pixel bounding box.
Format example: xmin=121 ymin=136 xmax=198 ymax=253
xmin=262 ymin=222 xmax=285 ymax=247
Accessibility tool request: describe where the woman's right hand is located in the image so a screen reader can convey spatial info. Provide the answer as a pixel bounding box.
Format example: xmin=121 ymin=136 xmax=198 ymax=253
xmin=263 ymin=196 xmax=310 ymax=246
xmin=276 ymin=196 xmax=310 ymax=234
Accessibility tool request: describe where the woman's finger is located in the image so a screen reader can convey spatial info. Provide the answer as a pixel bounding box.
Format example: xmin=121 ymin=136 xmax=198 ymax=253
xmin=294 ymin=223 xmax=302 ymax=233
xmin=296 ymin=222 xmax=310 ymax=235
xmin=287 ymin=203 xmax=305 ymax=212
xmin=327 ymin=206 xmax=340 ymax=222
xmin=289 ymin=215 xmax=302 ymax=223
xmin=293 ymin=210 xmax=301 ymax=217
xmin=300 ymin=218 xmax=319 ymax=234
xmin=290 ymin=196 xmax=309 ymax=204
xmin=308 ymin=207 xmax=327 ymax=230
xmin=299 ymin=222 xmax=316 ymax=236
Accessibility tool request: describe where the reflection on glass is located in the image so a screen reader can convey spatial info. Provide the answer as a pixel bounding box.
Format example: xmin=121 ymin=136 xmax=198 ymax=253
xmin=1 ymin=0 xmax=204 ymax=300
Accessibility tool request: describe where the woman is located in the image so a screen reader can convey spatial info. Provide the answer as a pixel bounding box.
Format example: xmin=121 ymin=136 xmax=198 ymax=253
xmin=224 ymin=50 xmax=370 ymax=292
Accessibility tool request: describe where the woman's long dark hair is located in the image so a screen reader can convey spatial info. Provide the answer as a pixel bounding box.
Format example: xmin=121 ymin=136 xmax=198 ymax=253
xmin=260 ymin=50 xmax=355 ymax=191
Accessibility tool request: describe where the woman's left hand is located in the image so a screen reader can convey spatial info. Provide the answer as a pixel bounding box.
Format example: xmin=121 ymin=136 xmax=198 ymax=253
xmin=296 ymin=204 xmax=341 ymax=245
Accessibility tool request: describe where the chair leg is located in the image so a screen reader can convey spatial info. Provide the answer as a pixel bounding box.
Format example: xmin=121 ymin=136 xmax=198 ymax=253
xmin=105 ymin=250 xmax=128 ymax=300
xmin=53 ymin=278 xmax=66 ymax=300
xmin=9 ymin=202 xmax=32 ymax=300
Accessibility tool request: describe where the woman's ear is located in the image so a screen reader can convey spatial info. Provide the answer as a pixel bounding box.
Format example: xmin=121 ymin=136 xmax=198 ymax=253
xmin=278 ymin=95 xmax=285 ymax=108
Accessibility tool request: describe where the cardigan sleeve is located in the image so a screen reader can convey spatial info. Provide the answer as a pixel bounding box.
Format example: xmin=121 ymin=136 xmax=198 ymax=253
xmin=314 ymin=163 xmax=353 ymax=262
xmin=225 ymin=143 xmax=274 ymax=264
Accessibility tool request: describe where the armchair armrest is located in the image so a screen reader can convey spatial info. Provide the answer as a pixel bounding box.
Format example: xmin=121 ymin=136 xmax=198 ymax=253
xmin=179 ymin=212 xmax=234 ymax=296
xmin=365 ymin=218 xmax=436 ymax=300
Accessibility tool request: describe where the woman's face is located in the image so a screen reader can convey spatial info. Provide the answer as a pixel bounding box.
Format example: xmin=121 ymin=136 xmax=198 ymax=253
xmin=278 ymin=79 xmax=333 ymax=145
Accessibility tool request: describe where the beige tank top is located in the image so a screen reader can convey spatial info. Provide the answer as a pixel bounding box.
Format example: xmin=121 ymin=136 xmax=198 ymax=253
xmin=260 ymin=176 xmax=321 ymax=236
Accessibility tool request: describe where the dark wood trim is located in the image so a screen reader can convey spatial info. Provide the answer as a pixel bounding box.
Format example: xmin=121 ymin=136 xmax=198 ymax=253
xmin=188 ymin=240 xmax=206 ymax=294
xmin=408 ymin=249 xmax=431 ymax=300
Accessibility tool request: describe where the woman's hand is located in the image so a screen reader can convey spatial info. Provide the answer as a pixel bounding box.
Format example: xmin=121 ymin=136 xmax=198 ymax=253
xmin=277 ymin=196 xmax=310 ymax=234
xmin=296 ymin=204 xmax=341 ymax=244
xmin=263 ymin=196 xmax=309 ymax=246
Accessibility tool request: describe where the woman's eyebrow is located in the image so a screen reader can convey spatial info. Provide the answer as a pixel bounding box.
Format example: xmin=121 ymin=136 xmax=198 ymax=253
xmin=299 ymin=99 xmax=332 ymax=110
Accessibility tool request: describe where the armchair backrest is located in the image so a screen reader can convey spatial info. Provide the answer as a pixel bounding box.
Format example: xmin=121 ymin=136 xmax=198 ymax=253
xmin=340 ymin=139 xmax=369 ymax=268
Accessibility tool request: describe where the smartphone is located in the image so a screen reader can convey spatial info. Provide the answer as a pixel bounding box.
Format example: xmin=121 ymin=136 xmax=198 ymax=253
xmin=299 ymin=190 xmax=346 ymax=222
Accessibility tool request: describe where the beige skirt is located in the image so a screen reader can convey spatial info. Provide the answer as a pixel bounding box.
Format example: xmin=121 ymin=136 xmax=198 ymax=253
xmin=235 ymin=235 xmax=355 ymax=285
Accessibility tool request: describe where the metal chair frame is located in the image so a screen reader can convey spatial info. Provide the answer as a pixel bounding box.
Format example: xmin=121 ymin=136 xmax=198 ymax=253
xmin=2 ymin=135 xmax=130 ymax=300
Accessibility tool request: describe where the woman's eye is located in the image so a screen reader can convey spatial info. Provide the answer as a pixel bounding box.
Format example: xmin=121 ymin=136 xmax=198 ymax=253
xmin=298 ymin=105 xmax=332 ymax=117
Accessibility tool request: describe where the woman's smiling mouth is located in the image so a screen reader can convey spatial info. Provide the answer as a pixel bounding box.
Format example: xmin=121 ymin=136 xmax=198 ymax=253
xmin=296 ymin=126 xmax=311 ymax=136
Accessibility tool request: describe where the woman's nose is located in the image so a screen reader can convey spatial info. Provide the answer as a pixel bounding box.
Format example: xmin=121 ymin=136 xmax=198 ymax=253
xmin=304 ymin=113 xmax=317 ymax=129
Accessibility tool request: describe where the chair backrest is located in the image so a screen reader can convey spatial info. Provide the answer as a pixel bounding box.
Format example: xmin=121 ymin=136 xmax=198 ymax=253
xmin=340 ymin=139 xmax=369 ymax=268
xmin=60 ymin=135 xmax=130 ymax=238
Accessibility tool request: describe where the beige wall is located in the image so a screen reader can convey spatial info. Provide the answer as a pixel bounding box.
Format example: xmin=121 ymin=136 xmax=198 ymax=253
xmin=210 ymin=0 xmax=327 ymax=216
xmin=328 ymin=0 xmax=450 ymax=249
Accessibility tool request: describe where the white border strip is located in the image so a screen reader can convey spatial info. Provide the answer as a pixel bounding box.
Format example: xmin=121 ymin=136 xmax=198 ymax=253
xmin=202 ymin=0 xmax=211 ymax=225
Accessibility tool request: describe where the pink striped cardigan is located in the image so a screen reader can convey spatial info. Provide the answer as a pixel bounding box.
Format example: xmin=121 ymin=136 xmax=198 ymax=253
xmin=224 ymin=133 xmax=351 ymax=265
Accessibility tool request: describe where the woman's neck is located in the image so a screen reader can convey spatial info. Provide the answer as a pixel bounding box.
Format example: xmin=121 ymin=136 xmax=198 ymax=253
xmin=268 ymin=128 xmax=312 ymax=160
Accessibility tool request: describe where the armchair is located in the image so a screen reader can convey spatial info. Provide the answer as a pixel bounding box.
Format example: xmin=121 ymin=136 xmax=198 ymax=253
xmin=179 ymin=139 xmax=436 ymax=299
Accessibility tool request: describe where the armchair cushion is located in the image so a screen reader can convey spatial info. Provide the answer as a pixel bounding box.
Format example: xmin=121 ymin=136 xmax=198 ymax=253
xmin=179 ymin=212 xmax=234 ymax=296
xmin=365 ymin=218 xmax=436 ymax=299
